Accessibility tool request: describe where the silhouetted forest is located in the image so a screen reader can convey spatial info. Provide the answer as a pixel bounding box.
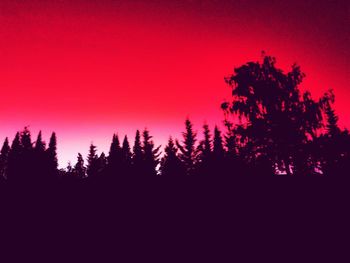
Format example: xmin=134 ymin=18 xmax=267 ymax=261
xmin=1 ymin=55 xmax=349 ymax=184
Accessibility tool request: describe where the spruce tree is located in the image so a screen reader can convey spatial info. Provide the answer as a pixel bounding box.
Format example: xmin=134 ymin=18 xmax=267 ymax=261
xmin=7 ymin=132 xmax=23 ymax=181
xmin=34 ymin=131 xmax=46 ymax=179
xmin=160 ymin=137 xmax=185 ymax=176
xmin=107 ymin=134 xmax=122 ymax=174
xmin=325 ymin=104 xmax=340 ymax=137
xmin=74 ymin=153 xmax=86 ymax=179
xmin=0 ymin=137 xmax=10 ymax=180
xmin=213 ymin=126 xmax=225 ymax=159
xmin=142 ymin=129 xmax=161 ymax=176
xmin=196 ymin=124 xmax=212 ymax=176
xmin=132 ymin=130 xmax=144 ymax=175
xmin=121 ymin=135 xmax=132 ymax=174
xmin=87 ymin=143 xmax=99 ymax=178
xmin=176 ymin=119 xmax=198 ymax=175
xmin=47 ymin=132 xmax=58 ymax=176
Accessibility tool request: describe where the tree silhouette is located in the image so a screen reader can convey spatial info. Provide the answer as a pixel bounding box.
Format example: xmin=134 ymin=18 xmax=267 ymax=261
xmin=34 ymin=131 xmax=47 ymax=179
xmin=121 ymin=135 xmax=132 ymax=175
xmin=0 ymin=137 xmax=10 ymax=180
xmin=87 ymin=143 xmax=99 ymax=178
xmin=176 ymin=119 xmax=198 ymax=176
xmin=73 ymin=153 xmax=86 ymax=179
xmin=222 ymin=54 xmax=330 ymax=175
xmin=132 ymin=130 xmax=144 ymax=176
xmin=7 ymin=132 xmax=22 ymax=181
xmin=196 ymin=124 xmax=212 ymax=176
xmin=142 ymin=129 xmax=161 ymax=177
xmin=160 ymin=137 xmax=185 ymax=176
xmin=107 ymin=134 xmax=122 ymax=176
xmin=46 ymin=132 xmax=58 ymax=177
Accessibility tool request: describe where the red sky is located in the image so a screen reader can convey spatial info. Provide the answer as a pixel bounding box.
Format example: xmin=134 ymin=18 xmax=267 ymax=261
xmin=0 ymin=0 xmax=349 ymax=167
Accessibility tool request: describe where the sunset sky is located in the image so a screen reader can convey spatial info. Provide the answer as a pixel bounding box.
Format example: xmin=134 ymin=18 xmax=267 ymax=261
xmin=0 ymin=0 xmax=349 ymax=167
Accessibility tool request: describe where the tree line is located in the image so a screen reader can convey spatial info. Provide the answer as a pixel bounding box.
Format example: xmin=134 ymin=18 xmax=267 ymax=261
xmin=0 ymin=54 xmax=349 ymax=182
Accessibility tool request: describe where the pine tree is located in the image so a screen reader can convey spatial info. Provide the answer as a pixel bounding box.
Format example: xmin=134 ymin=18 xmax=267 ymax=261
xmin=87 ymin=143 xmax=99 ymax=178
xmin=107 ymin=134 xmax=122 ymax=174
xmin=176 ymin=119 xmax=198 ymax=175
xmin=142 ymin=129 xmax=161 ymax=176
xmin=0 ymin=137 xmax=10 ymax=180
xmin=20 ymin=127 xmax=32 ymax=152
xmin=7 ymin=132 xmax=23 ymax=181
xmin=121 ymin=135 xmax=132 ymax=174
xmin=160 ymin=137 xmax=185 ymax=176
xmin=97 ymin=152 xmax=107 ymax=174
xmin=132 ymin=130 xmax=144 ymax=175
xmin=74 ymin=153 xmax=86 ymax=179
xmin=325 ymin=104 xmax=340 ymax=137
xmin=213 ymin=126 xmax=225 ymax=159
xmin=34 ymin=131 xmax=46 ymax=152
xmin=47 ymin=132 xmax=58 ymax=176
xmin=34 ymin=131 xmax=47 ymax=179
xmin=196 ymin=124 xmax=212 ymax=176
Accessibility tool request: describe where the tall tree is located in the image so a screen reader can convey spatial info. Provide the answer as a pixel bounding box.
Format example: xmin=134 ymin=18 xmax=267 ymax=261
xmin=132 ymin=130 xmax=144 ymax=175
xmin=34 ymin=131 xmax=47 ymax=179
xmin=87 ymin=143 xmax=99 ymax=178
xmin=222 ymin=54 xmax=328 ymax=175
xmin=142 ymin=129 xmax=161 ymax=176
xmin=0 ymin=137 xmax=10 ymax=180
xmin=107 ymin=134 xmax=122 ymax=175
xmin=176 ymin=119 xmax=198 ymax=175
xmin=160 ymin=137 xmax=185 ymax=176
xmin=196 ymin=124 xmax=212 ymax=176
xmin=46 ymin=132 xmax=58 ymax=177
xmin=121 ymin=135 xmax=132 ymax=174
xmin=7 ymin=132 xmax=22 ymax=181
xmin=74 ymin=153 xmax=86 ymax=179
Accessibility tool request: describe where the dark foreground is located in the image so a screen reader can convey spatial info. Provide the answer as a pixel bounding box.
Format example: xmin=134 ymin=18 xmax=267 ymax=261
xmin=0 ymin=176 xmax=348 ymax=261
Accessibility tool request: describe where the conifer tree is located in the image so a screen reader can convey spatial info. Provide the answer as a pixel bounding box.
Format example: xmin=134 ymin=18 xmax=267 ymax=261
xmin=0 ymin=137 xmax=10 ymax=180
xmin=325 ymin=104 xmax=340 ymax=137
xmin=107 ymin=134 xmax=122 ymax=174
xmin=160 ymin=137 xmax=185 ymax=176
xmin=47 ymin=132 xmax=58 ymax=176
xmin=121 ymin=135 xmax=132 ymax=174
xmin=196 ymin=124 xmax=212 ymax=176
xmin=142 ymin=129 xmax=161 ymax=176
xmin=87 ymin=143 xmax=99 ymax=178
xmin=34 ymin=131 xmax=47 ymax=178
xmin=213 ymin=126 xmax=225 ymax=159
xmin=97 ymin=152 xmax=107 ymax=174
xmin=74 ymin=153 xmax=86 ymax=179
xmin=7 ymin=132 xmax=23 ymax=181
xmin=132 ymin=130 xmax=144 ymax=174
xmin=176 ymin=119 xmax=198 ymax=175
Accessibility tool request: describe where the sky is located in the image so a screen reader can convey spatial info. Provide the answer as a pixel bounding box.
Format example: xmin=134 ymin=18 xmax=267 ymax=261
xmin=0 ymin=0 xmax=349 ymax=167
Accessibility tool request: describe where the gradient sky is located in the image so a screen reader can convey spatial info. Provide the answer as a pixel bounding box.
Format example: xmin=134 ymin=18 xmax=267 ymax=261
xmin=0 ymin=0 xmax=349 ymax=167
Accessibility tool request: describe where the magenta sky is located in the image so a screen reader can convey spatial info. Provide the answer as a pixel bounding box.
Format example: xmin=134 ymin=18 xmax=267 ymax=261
xmin=0 ymin=0 xmax=349 ymax=167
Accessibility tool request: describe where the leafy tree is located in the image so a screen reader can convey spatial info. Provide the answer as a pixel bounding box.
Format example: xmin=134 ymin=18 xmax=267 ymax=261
xmin=160 ymin=137 xmax=185 ymax=176
xmin=176 ymin=119 xmax=198 ymax=175
xmin=222 ymin=54 xmax=329 ymax=175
